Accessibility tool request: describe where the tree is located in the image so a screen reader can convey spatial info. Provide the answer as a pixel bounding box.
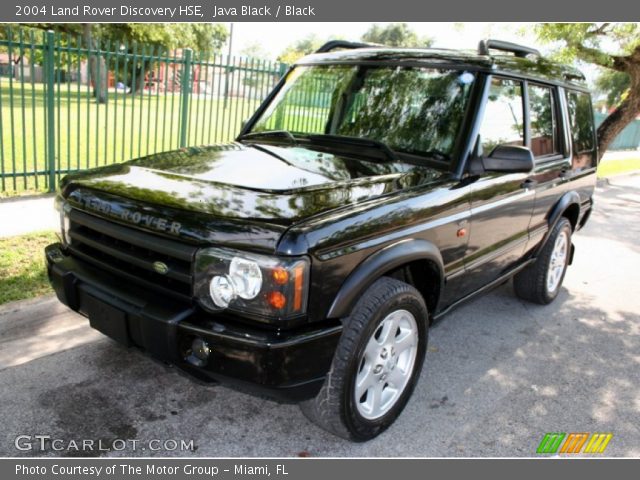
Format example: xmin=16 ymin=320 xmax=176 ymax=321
xmin=277 ymin=35 xmax=326 ymax=64
xmin=8 ymin=23 xmax=108 ymax=102
xmin=97 ymin=24 xmax=228 ymax=93
xmin=361 ymin=23 xmax=433 ymax=48
xmin=82 ymin=24 xmax=107 ymax=103
xmin=536 ymin=23 xmax=640 ymax=158
xmin=240 ymin=42 xmax=269 ymax=59
xmin=98 ymin=24 xmax=227 ymax=57
xmin=594 ymin=70 xmax=630 ymax=109
xmin=7 ymin=23 xmax=228 ymax=97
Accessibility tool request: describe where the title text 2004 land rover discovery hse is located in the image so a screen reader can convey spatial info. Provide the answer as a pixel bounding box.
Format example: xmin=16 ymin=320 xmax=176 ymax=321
xmin=46 ymin=40 xmax=597 ymax=441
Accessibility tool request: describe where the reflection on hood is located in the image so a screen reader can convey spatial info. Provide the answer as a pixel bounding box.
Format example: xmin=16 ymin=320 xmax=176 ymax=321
xmin=62 ymin=142 xmax=445 ymax=223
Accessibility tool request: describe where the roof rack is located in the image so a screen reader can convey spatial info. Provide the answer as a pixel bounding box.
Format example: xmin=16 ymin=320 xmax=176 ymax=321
xmin=478 ymin=39 xmax=540 ymax=58
xmin=315 ymin=40 xmax=381 ymax=54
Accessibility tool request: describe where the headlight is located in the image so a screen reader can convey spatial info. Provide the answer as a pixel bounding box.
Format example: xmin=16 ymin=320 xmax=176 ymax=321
xmin=209 ymin=275 xmax=236 ymax=308
xmin=54 ymin=196 xmax=71 ymax=246
xmin=229 ymin=257 xmax=262 ymax=300
xmin=195 ymin=247 xmax=310 ymax=320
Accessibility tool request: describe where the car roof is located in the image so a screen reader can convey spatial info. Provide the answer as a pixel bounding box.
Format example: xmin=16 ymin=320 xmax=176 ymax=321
xmin=297 ymin=47 xmax=588 ymax=91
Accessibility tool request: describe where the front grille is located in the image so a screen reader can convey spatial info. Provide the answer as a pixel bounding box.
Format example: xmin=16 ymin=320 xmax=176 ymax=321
xmin=67 ymin=209 xmax=196 ymax=300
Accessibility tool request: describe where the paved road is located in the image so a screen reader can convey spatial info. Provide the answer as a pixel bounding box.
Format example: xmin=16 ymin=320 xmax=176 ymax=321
xmin=0 ymin=176 xmax=638 ymax=457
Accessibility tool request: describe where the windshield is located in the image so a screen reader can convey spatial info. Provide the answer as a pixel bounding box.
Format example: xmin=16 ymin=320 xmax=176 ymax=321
xmin=248 ymin=64 xmax=476 ymax=161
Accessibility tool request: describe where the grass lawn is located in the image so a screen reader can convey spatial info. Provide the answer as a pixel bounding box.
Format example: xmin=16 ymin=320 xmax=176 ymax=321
xmin=0 ymin=230 xmax=56 ymax=304
xmin=0 ymin=78 xmax=266 ymax=196
xmin=597 ymin=156 xmax=640 ymax=178
xmin=0 ymin=77 xmax=325 ymax=197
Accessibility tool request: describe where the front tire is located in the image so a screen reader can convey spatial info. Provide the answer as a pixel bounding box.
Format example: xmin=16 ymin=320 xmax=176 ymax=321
xmin=514 ymin=217 xmax=572 ymax=304
xmin=300 ymin=277 xmax=428 ymax=441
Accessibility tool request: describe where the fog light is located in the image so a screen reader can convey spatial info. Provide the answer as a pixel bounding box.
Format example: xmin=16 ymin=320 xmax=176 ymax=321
xmin=192 ymin=338 xmax=210 ymax=360
xmin=209 ymin=275 xmax=235 ymax=308
xmin=186 ymin=337 xmax=210 ymax=367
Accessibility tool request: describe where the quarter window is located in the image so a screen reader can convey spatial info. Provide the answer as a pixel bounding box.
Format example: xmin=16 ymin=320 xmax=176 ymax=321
xmin=479 ymin=78 xmax=524 ymax=155
xmin=566 ymin=91 xmax=595 ymax=154
xmin=528 ymin=84 xmax=560 ymax=157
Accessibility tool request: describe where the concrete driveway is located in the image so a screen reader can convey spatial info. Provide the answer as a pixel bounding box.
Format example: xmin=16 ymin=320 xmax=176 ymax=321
xmin=1 ymin=176 xmax=638 ymax=457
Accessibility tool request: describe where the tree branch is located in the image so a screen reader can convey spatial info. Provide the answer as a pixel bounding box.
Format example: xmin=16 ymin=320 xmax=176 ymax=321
xmin=586 ymin=23 xmax=611 ymax=36
xmin=17 ymin=23 xmax=79 ymax=36
xmin=571 ymin=42 xmax=629 ymax=72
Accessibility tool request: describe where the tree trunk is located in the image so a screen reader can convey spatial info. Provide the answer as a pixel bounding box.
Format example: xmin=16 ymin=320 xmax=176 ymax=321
xmin=597 ymin=68 xmax=640 ymax=159
xmin=134 ymin=66 xmax=146 ymax=94
xmin=82 ymin=23 xmax=107 ymax=104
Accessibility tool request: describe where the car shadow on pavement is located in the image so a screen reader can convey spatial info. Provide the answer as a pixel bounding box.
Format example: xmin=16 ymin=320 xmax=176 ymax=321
xmin=2 ymin=279 xmax=637 ymax=457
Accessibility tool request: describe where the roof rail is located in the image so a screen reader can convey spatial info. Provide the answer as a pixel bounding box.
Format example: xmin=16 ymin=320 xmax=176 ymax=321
xmin=478 ymin=39 xmax=540 ymax=58
xmin=315 ymin=40 xmax=381 ymax=54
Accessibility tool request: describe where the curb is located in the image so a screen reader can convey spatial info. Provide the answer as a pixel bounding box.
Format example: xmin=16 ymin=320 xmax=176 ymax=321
xmin=0 ymin=192 xmax=56 ymax=204
xmin=0 ymin=293 xmax=57 ymax=317
xmin=597 ymin=169 xmax=640 ymax=188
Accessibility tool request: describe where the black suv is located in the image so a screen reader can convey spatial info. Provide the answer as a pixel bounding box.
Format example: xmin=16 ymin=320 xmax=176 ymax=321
xmin=46 ymin=39 xmax=597 ymax=441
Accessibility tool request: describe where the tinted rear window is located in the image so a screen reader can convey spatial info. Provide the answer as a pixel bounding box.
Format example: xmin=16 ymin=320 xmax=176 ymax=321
xmin=566 ymin=91 xmax=595 ymax=154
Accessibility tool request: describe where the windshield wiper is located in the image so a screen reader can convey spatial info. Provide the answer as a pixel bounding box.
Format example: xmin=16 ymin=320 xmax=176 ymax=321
xmin=304 ymin=134 xmax=399 ymax=162
xmin=401 ymin=148 xmax=450 ymax=162
xmin=238 ymin=130 xmax=297 ymax=145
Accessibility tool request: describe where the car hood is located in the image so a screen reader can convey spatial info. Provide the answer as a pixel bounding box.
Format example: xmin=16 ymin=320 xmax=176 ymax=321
xmin=61 ymin=143 xmax=445 ymax=249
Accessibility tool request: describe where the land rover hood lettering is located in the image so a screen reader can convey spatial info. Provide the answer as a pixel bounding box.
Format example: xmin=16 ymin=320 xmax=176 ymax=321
xmin=78 ymin=194 xmax=182 ymax=235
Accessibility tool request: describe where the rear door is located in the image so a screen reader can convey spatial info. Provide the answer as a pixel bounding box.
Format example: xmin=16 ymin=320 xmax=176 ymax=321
xmin=524 ymin=82 xmax=572 ymax=251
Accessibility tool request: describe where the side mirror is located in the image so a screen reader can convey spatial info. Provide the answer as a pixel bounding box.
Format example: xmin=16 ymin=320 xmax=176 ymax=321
xmin=482 ymin=145 xmax=535 ymax=173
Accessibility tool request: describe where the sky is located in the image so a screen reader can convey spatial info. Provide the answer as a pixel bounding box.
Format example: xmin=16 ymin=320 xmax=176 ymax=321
xmin=226 ymin=22 xmax=598 ymax=88
xmin=228 ymin=22 xmax=541 ymax=58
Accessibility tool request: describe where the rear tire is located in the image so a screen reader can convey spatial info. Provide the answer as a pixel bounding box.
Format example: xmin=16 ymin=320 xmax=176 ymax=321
xmin=514 ymin=217 xmax=572 ymax=305
xmin=300 ymin=277 xmax=428 ymax=441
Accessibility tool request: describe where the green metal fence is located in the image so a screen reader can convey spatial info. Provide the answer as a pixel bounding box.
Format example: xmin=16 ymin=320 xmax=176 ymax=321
xmin=0 ymin=27 xmax=288 ymax=194
xmin=594 ymin=112 xmax=640 ymax=151
xmin=3 ymin=28 xmax=639 ymax=196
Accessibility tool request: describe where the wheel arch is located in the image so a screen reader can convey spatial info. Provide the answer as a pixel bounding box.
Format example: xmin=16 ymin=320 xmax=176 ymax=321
xmin=326 ymin=239 xmax=444 ymax=321
xmin=534 ymin=191 xmax=581 ymax=258
xmin=548 ymin=190 xmax=581 ymax=231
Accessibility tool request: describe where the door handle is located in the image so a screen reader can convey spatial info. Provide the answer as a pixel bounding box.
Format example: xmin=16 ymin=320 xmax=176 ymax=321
xmin=521 ymin=179 xmax=538 ymax=189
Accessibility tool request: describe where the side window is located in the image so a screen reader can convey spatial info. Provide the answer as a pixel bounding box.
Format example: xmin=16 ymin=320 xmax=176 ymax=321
xmin=566 ymin=91 xmax=595 ymax=154
xmin=528 ymin=84 xmax=560 ymax=157
xmin=566 ymin=90 xmax=596 ymax=169
xmin=479 ymin=78 xmax=524 ymax=155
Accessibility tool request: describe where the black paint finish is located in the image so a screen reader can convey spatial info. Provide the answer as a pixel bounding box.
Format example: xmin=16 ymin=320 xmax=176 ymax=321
xmin=47 ymin=46 xmax=597 ymax=400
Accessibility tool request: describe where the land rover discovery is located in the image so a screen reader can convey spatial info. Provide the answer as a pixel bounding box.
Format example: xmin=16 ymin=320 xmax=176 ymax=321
xmin=46 ymin=39 xmax=597 ymax=440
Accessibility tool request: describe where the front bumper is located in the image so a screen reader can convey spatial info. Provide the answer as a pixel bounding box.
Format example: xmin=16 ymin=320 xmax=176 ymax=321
xmin=45 ymin=243 xmax=341 ymax=402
